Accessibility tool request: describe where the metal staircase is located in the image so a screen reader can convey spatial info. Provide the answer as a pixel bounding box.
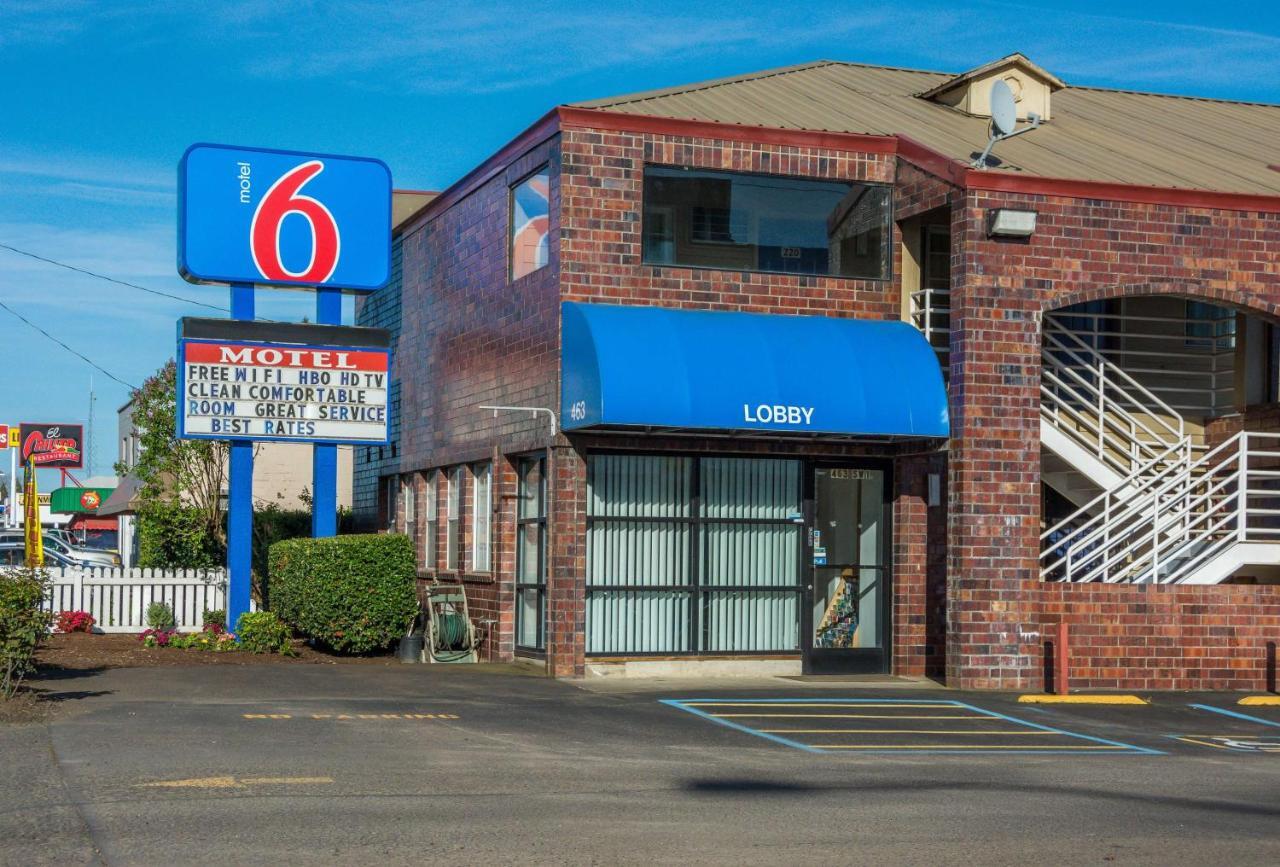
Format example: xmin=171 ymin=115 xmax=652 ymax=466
xmin=1040 ymin=317 xmax=1280 ymax=584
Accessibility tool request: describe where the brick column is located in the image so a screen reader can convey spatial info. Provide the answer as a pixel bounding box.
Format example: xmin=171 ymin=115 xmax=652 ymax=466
xmin=892 ymin=455 xmax=929 ymax=676
xmin=546 ymin=442 xmax=586 ymax=677
xmin=946 ymin=262 xmax=1043 ymax=689
xmin=489 ymin=454 xmax=519 ymax=662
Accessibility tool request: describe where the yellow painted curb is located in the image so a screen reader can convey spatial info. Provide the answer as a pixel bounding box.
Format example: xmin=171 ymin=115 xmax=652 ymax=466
xmin=1239 ymin=695 xmax=1280 ymax=706
xmin=1017 ymin=694 xmax=1148 ymax=705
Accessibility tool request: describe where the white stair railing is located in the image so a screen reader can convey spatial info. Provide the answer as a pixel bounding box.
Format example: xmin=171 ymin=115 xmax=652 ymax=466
xmin=1041 ymin=322 xmax=1186 ymax=478
xmin=1042 ymin=431 xmax=1280 ymax=584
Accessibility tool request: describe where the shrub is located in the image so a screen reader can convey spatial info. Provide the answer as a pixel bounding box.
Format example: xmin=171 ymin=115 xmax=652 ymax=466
xmin=236 ymin=611 xmax=293 ymax=655
xmin=145 ymin=601 xmax=176 ymax=632
xmin=1 ymin=568 xmax=52 ymax=698
xmin=269 ymin=534 xmax=417 ymax=654
xmin=56 ymin=610 xmax=95 ymax=634
xmin=202 ymin=609 xmax=226 ymax=631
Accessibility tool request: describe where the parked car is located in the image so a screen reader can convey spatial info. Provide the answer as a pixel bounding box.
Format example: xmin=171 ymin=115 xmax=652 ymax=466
xmin=0 ymin=530 xmax=118 ymax=567
xmin=0 ymin=542 xmax=78 ymax=568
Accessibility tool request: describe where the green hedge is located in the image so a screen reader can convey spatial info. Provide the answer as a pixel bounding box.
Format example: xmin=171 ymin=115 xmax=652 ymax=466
xmin=268 ymin=534 xmax=417 ymax=654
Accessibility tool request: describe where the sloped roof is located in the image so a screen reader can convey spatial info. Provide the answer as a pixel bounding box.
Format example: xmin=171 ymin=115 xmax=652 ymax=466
xmin=392 ymin=190 xmax=438 ymax=231
xmin=572 ymin=60 xmax=1280 ymax=196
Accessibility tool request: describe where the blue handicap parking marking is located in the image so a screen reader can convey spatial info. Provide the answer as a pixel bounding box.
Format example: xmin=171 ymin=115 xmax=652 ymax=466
xmin=662 ymin=698 xmax=1162 ymax=755
xmin=1167 ymin=703 xmax=1280 ymax=753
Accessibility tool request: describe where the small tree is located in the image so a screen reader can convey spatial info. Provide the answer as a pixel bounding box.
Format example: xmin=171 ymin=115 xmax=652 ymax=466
xmin=118 ymin=361 xmax=228 ymax=567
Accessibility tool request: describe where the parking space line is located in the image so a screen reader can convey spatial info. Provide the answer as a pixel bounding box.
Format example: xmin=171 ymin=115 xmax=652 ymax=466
xmin=711 ymin=713 xmax=992 ymax=719
xmin=757 ymin=729 xmax=1057 ymax=735
xmin=952 ymin=702 xmax=1165 ymax=755
xmin=811 ymin=744 xmax=1133 ymax=751
xmin=662 ymin=698 xmax=1162 ymax=755
xmin=660 ymin=699 xmax=824 ymax=753
xmin=1190 ymin=704 xmax=1280 ymax=729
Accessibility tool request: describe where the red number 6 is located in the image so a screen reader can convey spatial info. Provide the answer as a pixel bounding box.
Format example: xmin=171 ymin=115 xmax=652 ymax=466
xmin=250 ymin=160 xmax=341 ymax=283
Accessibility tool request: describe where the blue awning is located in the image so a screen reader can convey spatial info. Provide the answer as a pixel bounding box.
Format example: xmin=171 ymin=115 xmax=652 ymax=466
xmin=561 ymin=303 xmax=949 ymax=438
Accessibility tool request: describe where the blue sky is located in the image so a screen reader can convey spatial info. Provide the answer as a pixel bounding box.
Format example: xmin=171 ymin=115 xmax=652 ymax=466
xmin=0 ymin=0 xmax=1277 ymax=482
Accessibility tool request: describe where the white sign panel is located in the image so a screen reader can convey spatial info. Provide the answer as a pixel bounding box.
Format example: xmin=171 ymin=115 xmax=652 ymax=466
xmin=178 ymin=338 xmax=390 ymax=444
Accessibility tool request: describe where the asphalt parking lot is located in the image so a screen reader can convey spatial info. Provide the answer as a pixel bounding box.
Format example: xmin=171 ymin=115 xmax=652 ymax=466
xmin=3 ymin=666 xmax=1280 ymax=865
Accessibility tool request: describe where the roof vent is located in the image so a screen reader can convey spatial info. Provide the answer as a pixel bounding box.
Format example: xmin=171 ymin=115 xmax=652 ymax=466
xmin=919 ymin=53 xmax=1065 ymax=122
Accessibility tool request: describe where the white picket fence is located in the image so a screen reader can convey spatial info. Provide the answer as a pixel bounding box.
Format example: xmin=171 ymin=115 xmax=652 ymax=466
xmin=42 ymin=567 xmax=240 ymax=633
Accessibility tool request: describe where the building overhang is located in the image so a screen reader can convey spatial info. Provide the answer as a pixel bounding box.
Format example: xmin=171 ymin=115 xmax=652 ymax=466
xmin=560 ymin=302 xmax=950 ymax=439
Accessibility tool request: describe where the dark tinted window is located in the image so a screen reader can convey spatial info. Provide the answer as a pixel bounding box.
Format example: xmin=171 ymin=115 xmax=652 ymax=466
xmin=642 ymin=166 xmax=891 ymax=279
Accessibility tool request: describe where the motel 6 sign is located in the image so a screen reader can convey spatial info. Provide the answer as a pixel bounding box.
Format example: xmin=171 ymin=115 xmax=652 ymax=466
xmin=178 ymin=144 xmax=392 ymax=292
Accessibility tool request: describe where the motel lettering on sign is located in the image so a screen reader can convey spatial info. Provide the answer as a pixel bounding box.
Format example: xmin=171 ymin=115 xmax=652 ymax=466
xmin=176 ymin=318 xmax=391 ymax=445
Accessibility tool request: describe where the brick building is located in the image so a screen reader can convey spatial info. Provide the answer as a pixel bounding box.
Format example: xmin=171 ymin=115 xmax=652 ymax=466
xmin=358 ymin=54 xmax=1280 ymax=688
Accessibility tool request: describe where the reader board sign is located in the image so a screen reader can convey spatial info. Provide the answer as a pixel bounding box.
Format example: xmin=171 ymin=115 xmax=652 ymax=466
xmin=177 ymin=318 xmax=391 ymax=445
xmin=178 ymin=143 xmax=392 ymax=293
xmin=19 ymin=423 xmax=84 ymax=468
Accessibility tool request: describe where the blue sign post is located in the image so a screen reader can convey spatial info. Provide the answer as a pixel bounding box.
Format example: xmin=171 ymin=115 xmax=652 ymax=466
xmin=178 ymin=144 xmax=392 ymax=637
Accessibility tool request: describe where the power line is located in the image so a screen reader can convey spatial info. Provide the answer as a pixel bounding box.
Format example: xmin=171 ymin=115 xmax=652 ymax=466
xmin=0 ymin=242 xmax=228 ymax=312
xmin=0 ymin=298 xmax=138 ymax=390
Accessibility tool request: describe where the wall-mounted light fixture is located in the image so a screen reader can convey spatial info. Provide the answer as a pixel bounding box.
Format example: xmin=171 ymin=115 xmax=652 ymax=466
xmin=987 ymin=208 xmax=1038 ymax=238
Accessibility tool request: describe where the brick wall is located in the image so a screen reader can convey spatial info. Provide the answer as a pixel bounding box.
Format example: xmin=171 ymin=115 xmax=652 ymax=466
xmin=559 ymin=127 xmax=899 ymax=319
xmin=398 ymin=138 xmax=562 ymax=472
xmin=892 ymin=452 xmax=948 ymax=678
xmin=947 ymin=188 xmax=1280 ymax=688
xmin=352 ymin=236 xmax=405 ymax=530
xmin=1030 ymin=581 xmax=1280 ymax=690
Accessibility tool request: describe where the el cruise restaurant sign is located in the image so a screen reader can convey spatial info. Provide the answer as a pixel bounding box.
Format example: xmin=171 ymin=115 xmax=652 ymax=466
xmin=177 ymin=318 xmax=391 ymax=444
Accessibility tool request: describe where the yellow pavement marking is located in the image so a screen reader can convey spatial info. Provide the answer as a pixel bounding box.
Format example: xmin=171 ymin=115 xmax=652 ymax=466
xmin=1017 ymin=695 xmax=1148 ymax=705
xmin=757 ymin=729 xmax=1057 ymax=735
xmin=810 ymin=744 xmax=1129 ymax=750
xmin=1239 ymin=696 xmax=1280 ymax=706
xmin=137 ymin=776 xmax=333 ymax=789
xmin=242 ymin=713 xmax=459 ymax=720
xmin=686 ymin=702 xmax=958 ymax=709
xmin=711 ymin=713 xmax=992 ymax=720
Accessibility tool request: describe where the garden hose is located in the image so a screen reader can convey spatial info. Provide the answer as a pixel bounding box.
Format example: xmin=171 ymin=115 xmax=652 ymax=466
xmin=431 ymin=603 xmax=473 ymax=662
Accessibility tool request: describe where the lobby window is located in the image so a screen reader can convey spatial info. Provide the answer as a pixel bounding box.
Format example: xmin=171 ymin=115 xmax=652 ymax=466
xmin=446 ymin=467 xmax=462 ymax=570
xmin=472 ymin=462 xmax=492 ymax=572
xmin=510 ymin=168 xmax=550 ymax=280
xmin=516 ymin=456 xmax=547 ymax=650
xmin=642 ymin=166 xmax=891 ymax=279
xmin=585 ymin=454 xmax=801 ymax=655
xmin=423 ymin=470 xmax=437 ymax=570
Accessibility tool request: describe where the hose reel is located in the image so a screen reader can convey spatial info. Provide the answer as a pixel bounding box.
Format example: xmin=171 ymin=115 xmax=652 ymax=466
xmin=424 ymin=582 xmax=478 ymax=664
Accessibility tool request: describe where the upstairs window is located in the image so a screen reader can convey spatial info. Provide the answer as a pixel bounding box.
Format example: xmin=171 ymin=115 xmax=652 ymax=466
xmin=511 ymin=168 xmax=550 ymax=280
xmin=642 ymin=166 xmax=891 ymax=280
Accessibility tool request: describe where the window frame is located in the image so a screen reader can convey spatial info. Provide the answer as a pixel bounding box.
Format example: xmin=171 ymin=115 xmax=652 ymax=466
xmin=515 ymin=455 xmax=548 ymax=652
xmin=471 ymin=462 xmax=492 ymax=573
xmin=423 ymin=470 xmax=437 ymax=571
xmin=584 ymin=451 xmax=807 ymax=657
xmin=446 ymin=466 xmax=462 ymax=571
xmin=640 ymin=163 xmax=894 ymax=283
xmin=508 ymin=164 xmax=551 ymax=283
xmin=401 ymin=474 xmax=415 ymax=526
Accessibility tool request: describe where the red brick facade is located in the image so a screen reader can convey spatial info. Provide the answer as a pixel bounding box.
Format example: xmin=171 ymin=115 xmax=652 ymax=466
xmin=384 ymin=105 xmax=1280 ymax=689
xmin=947 ymin=188 xmax=1280 ymax=688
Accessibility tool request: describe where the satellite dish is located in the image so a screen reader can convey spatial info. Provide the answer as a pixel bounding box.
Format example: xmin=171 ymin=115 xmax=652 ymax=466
xmin=972 ymin=78 xmax=1042 ymax=168
xmin=990 ymin=79 xmax=1017 ymax=137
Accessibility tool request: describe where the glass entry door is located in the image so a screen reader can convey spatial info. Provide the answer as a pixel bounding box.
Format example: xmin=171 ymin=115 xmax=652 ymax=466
xmin=803 ymin=465 xmax=890 ymax=674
